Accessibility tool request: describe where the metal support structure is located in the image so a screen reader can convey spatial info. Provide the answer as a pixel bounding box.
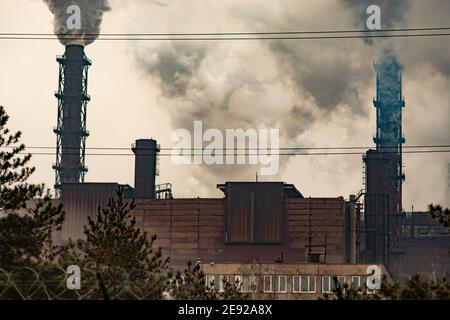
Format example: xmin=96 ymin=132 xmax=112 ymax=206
xmin=156 ymin=183 xmax=173 ymax=199
xmin=53 ymin=45 xmax=91 ymax=197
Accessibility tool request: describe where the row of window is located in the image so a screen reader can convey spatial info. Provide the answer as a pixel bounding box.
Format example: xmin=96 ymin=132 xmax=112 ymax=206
xmin=206 ymin=274 xmax=374 ymax=294
xmin=206 ymin=274 xmax=258 ymax=293
xmin=402 ymin=225 xmax=449 ymax=238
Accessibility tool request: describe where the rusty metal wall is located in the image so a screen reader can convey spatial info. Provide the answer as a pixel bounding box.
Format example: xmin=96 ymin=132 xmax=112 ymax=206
xmin=400 ymin=212 xmax=450 ymax=279
xmin=134 ymin=195 xmax=346 ymax=270
xmin=54 ymin=181 xmax=346 ymax=269
xmin=254 ymin=183 xmax=284 ymax=242
xmin=61 ymin=183 xmax=119 ymax=241
xmin=224 ymin=182 xmax=284 ymax=244
xmin=225 ymin=183 xmax=252 ymax=242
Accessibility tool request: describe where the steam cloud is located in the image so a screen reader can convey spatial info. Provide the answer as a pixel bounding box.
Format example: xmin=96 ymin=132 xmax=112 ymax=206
xmin=134 ymin=0 xmax=375 ymax=185
xmin=44 ymin=0 xmax=110 ymax=46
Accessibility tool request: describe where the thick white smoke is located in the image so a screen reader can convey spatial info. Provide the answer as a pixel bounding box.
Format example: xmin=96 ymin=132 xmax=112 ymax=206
xmin=128 ymin=0 xmax=450 ymax=207
xmin=43 ymin=0 xmax=110 ymax=46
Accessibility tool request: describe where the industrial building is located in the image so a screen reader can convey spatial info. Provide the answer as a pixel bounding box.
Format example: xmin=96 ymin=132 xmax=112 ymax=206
xmin=401 ymin=212 xmax=449 ymax=279
xmin=49 ymin=42 xmax=448 ymax=298
xmin=58 ymin=179 xmax=361 ymax=269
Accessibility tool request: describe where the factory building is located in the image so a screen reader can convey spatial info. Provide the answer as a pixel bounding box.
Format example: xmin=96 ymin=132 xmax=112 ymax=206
xmin=131 ymin=183 xmax=352 ymax=269
xmin=58 ymin=177 xmax=363 ymax=270
xmin=400 ymin=212 xmax=449 ymax=279
xmin=47 ymin=43 xmax=447 ymax=294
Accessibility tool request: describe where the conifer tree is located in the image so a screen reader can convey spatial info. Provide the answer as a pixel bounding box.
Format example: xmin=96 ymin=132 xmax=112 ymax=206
xmin=0 ymin=105 xmax=64 ymax=269
xmin=0 ymin=105 xmax=64 ymax=299
xmin=66 ymin=188 xmax=171 ymax=299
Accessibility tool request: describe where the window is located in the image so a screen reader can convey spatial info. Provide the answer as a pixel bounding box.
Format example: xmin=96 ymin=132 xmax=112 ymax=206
xmin=322 ymin=276 xmax=332 ymax=293
xmin=307 ymin=246 xmax=326 ymax=263
xmin=234 ymin=275 xmax=243 ymax=291
xmin=241 ymin=275 xmax=258 ymax=293
xmin=205 ymin=275 xmax=230 ymax=292
xmin=402 ymin=225 xmax=411 ymax=238
xmin=293 ymin=276 xmax=316 ymax=293
xmin=435 ymin=227 xmax=450 ymax=237
xmin=220 ymin=275 xmax=231 ymax=292
xmin=264 ymin=275 xmax=273 ymax=292
xmin=415 ymin=226 xmax=431 ymax=238
xmin=327 ymin=276 xmax=346 ymax=292
xmin=351 ymin=276 xmax=361 ymax=291
xmin=264 ymin=275 xmax=287 ymax=293
xmin=293 ymin=276 xmax=300 ymax=293
xmin=337 ymin=276 xmax=346 ymax=288
xmin=308 ymin=276 xmax=316 ymax=293
xmin=310 ymin=253 xmax=321 ymax=263
xmin=205 ymin=275 xmax=217 ymax=291
xmin=275 ymin=275 xmax=287 ymax=292
xmin=361 ymin=276 xmax=376 ymax=294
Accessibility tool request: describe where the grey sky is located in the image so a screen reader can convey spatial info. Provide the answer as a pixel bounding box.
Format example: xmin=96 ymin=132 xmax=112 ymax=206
xmin=0 ymin=0 xmax=449 ymax=209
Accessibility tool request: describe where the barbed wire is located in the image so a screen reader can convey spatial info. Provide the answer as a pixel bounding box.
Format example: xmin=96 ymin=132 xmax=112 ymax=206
xmin=0 ymin=266 xmax=164 ymax=300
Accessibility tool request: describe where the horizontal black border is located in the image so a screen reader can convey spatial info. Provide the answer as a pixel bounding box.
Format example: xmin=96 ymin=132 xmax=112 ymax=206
xmin=0 ymin=300 xmax=444 ymax=319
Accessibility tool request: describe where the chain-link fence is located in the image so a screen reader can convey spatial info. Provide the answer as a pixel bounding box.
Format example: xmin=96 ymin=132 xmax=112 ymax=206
xmin=0 ymin=266 xmax=167 ymax=300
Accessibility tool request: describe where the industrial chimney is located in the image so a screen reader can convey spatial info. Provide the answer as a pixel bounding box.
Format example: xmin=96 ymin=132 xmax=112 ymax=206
xmin=132 ymin=139 xmax=160 ymax=199
xmin=53 ymin=45 xmax=91 ymax=197
xmin=363 ymin=52 xmax=405 ymax=270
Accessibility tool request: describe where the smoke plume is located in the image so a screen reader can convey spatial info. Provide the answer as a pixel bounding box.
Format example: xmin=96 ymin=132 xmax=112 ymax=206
xmin=128 ymin=0 xmax=449 ymax=205
xmin=342 ymin=0 xmax=410 ymax=45
xmin=133 ymin=0 xmax=374 ymax=186
xmin=44 ymin=0 xmax=110 ymax=46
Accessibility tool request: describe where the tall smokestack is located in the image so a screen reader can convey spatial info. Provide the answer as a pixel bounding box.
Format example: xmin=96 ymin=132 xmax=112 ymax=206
xmin=53 ymin=44 xmax=91 ymax=194
xmin=132 ymin=139 xmax=160 ymax=199
xmin=363 ymin=50 xmax=405 ymax=271
xmin=45 ymin=1 xmax=110 ymax=196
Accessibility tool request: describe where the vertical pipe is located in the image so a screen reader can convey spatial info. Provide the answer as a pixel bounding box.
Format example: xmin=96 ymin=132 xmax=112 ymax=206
xmin=132 ymin=139 xmax=159 ymax=199
xmin=61 ymin=45 xmax=84 ymax=183
xmin=349 ymin=195 xmax=356 ymax=263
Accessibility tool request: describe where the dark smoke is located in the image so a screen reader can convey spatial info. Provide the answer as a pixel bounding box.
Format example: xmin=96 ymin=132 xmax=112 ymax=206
xmin=44 ymin=0 xmax=110 ymax=46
